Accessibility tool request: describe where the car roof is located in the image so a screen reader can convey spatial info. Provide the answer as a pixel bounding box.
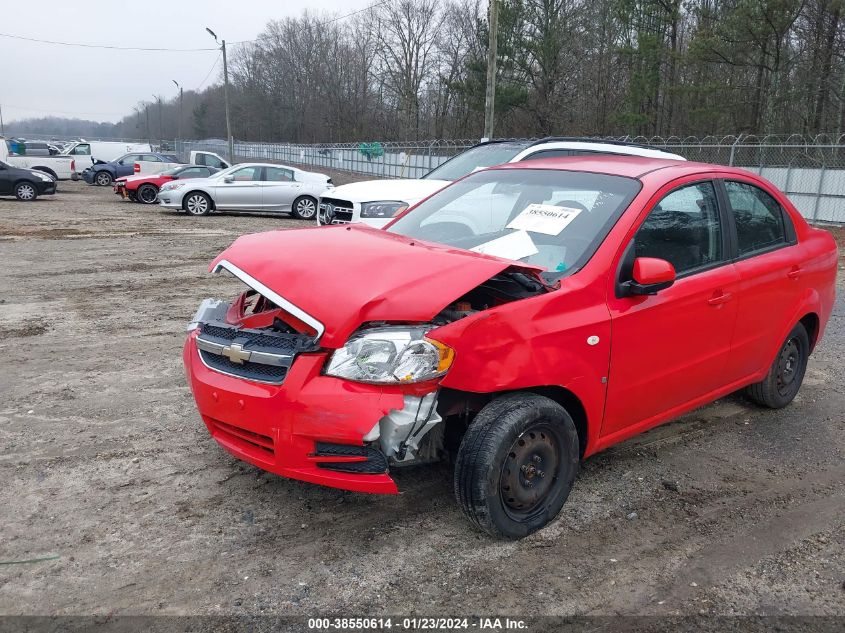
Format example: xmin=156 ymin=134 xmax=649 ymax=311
xmin=489 ymin=154 xmax=735 ymax=179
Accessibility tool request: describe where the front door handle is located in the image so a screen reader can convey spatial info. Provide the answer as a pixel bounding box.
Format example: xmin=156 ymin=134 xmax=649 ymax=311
xmin=787 ymin=266 xmax=802 ymax=280
xmin=708 ymin=291 xmax=733 ymax=306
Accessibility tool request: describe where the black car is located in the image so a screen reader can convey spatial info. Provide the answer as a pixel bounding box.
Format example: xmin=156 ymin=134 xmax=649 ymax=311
xmin=0 ymin=160 xmax=57 ymax=201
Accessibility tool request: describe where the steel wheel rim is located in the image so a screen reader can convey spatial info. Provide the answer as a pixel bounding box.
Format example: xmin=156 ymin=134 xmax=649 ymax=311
xmin=96 ymin=173 xmax=110 ymax=186
xmin=500 ymin=423 xmax=560 ymax=519
xmin=18 ymin=184 xmax=35 ymax=200
xmin=776 ymin=337 xmax=801 ymax=395
xmin=186 ymin=195 xmax=208 ymax=214
xmin=297 ymin=198 xmax=316 ymax=218
xmin=139 ymin=186 xmax=157 ymax=203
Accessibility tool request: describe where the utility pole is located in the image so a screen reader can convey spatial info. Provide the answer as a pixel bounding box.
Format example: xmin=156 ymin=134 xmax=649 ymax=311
xmin=483 ymin=0 xmax=499 ymax=141
xmin=172 ymin=80 xmax=183 ymax=140
xmin=145 ymin=103 xmax=151 ymax=144
xmin=152 ymin=94 xmax=163 ymax=149
xmin=206 ymin=28 xmax=234 ymax=163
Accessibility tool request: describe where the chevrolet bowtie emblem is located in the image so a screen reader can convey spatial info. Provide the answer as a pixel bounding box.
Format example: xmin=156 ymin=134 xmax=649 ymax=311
xmin=221 ymin=342 xmax=251 ymax=364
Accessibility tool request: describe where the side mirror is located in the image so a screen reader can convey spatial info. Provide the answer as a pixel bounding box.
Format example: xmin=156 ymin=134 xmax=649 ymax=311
xmin=223 ymin=175 xmax=234 ymax=183
xmin=624 ymin=257 xmax=676 ymax=296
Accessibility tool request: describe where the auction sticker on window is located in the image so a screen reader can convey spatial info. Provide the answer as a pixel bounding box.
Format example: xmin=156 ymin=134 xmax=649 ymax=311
xmin=506 ymin=204 xmax=582 ymax=235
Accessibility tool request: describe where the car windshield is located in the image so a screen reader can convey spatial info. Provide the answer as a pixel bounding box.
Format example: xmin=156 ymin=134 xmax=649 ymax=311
xmin=387 ymin=168 xmax=641 ymax=280
xmin=422 ymin=143 xmax=528 ymax=181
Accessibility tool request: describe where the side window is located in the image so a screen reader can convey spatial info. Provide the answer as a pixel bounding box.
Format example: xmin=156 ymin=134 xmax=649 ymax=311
xmin=72 ymin=144 xmax=91 ymax=155
xmin=521 ymin=149 xmax=577 ymax=160
xmin=142 ymin=154 xmax=161 ymax=162
xmin=634 ymin=182 xmax=723 ymax=276
xmin=264 ymin=167 xmax=294 ymax=182
xmin=204 ymin=154 xmax=225 ymax=169
xmin=230 ymin=166 xmax=261 ymax=181
xmin=724 ymin=181 xmax=788 ymax=256
xmin=179 ymin=168 xmax=205 ymax=179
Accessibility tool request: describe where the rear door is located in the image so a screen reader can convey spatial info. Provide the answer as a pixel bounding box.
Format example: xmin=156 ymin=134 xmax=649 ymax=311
xmin=260 ymin=166 xmax=300 ymax=212
xmin=719 ymin=179 xmax=802 ymax=378
xmin=603 ymin=179 xmax=740 ymax=440
xmin=213 ymin=165 xmax=263 ymax=210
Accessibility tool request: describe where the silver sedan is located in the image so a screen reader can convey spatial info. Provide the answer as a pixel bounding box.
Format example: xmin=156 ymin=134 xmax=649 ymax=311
xmin=158 ymin=163 xmax=333 ymax=219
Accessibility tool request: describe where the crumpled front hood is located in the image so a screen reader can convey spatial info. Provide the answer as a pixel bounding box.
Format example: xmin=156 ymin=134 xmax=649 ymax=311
xmin=328 ymin=178 xmax=449 ymax=207
xmin=210 ymin=224 xmax=540 ymax=347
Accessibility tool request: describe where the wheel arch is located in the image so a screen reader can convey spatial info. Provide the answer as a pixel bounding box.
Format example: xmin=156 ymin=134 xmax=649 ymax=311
xmin=439 ymin=384 xmax=590 ymax=459
xmin=32 ymin=166 xmax=57 ymax=179
xmin=799 ymin=312 xmax=820 ymax=352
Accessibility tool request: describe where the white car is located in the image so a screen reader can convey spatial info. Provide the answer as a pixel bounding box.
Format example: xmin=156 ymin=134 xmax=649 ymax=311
xmin=158 ymin=162 xmax=333 ymax=218
xmin=318 ymin=138 xmax=686 ymax=228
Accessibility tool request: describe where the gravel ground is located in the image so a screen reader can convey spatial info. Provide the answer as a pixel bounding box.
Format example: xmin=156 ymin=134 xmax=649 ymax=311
xmin=0 ymin=178 xmax=843 ymax=618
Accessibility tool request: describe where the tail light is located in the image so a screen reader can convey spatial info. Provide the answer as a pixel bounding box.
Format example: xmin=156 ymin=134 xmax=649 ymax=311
xmin=71 ymin=159 xmax=76 ymax=171
xmin=134 ymin=163 xmax=140 ymax=173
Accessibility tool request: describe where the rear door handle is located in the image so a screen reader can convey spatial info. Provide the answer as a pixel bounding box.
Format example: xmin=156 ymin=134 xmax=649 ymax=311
xmin=708 ymin=291 xmax=733 ymax=306
xmin=787 ymin=266 xmax=801 ymax=280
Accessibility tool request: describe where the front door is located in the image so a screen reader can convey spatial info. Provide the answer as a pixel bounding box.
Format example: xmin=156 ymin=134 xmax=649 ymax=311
xmin=214 ymin=165 xmax=263 ymax=210
xmin=603 ymin=180 xmax=739 ymax=441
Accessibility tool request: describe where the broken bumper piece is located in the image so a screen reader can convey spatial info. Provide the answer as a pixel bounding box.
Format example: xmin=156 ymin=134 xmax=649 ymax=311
xmin=184 ymin=330 xmax=406 ymax=494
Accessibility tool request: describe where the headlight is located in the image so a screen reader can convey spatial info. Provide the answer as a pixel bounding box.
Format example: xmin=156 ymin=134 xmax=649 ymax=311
xmin=37 ymin=173 xmax=53 ymax=181
xmin=161 ymin=182 xmax=186 ymax=192
xmin=360 ymin=201 xmax=408 ymax=219
xmin=325 ymin=326 xmax=454 ymax=384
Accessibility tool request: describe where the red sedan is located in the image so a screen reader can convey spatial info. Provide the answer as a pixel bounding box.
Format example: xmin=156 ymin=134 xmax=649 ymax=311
xmin=114 ymin=165 xmax=220 ymax=204
xmin=182 ymin=156 xmax=837 ymax=538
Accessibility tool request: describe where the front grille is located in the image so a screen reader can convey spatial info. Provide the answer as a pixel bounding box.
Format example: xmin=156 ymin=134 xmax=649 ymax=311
xmin=201 ymin=323 xmax=300 ymax=353
xmin=196 ymin=322 xmax=316 ymax=385
xmin=199 ymin=349 xmax=289 ymax=382
xmin=319 ymin=196 xmax=354 ymax=225
xmin=314 ymin=442 xmax=389 ymax=474
xmin=211 ymin=418 xmax=275 ymax=460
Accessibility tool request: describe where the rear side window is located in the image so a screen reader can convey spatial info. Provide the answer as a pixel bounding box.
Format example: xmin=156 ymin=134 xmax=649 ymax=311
xmin=724 ymin=181 xmax=788 ymax=256
xmin=634 ymin=182 xmax=724 ymax=275
xmin=142 ymin=154 xmax=162 ymax=162
xmin=264 ymin=167 xmax=294 ymax=182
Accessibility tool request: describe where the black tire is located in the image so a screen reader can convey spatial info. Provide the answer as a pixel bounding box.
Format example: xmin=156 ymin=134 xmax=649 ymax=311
xmin=14 ymin=181 xmax=38 ymax=201
xmin=183 ymin=191 xmax=212 ymax=216
xmin=454 ymin=393 xmax=580 ymax=539
xmin=127 ymin=191 xmax=138 ymax=202
xmin=136 ymin=183 xmax=159 ymax=204
xmin=291 ymin=195 xmax=318 ymax=220
xmin=744 ymin=322 xmax=809 ymax=408
xmin=94 ymin=171 xmax=113 ymax=187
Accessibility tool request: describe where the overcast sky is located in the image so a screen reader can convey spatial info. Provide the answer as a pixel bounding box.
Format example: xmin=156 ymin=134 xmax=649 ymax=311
xmin=1 ymin=0 xmax=373 ymax=124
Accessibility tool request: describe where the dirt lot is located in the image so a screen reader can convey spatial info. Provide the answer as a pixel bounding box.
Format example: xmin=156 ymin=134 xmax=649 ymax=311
xmin=0 ymin=178 xmax=843 ymax=619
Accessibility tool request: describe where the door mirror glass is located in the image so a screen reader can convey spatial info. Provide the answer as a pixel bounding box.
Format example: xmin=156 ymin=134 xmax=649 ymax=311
xmin=626 ymin=257 xmax=676 ymax=295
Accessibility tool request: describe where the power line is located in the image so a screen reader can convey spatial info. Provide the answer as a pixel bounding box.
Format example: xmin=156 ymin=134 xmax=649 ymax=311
xmin=196 ymin=53 xmax=222 ymax=91
xmin=0 ymin=31 xmax=217 ymax=52
xmin=0 ymin=102 xmax=127 ymax=117
xmin=229 ymin=0 xmax=390 ymax=45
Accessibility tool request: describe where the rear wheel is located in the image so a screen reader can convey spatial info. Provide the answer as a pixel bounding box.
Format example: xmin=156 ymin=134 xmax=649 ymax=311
xmin=94 ymin=171 xmax=113 ymax=187
xmin=744 ymin=323 xmax=809 ymax=408
xmin=14 ymin=181 xmax=38 ymax=201
xmin=454 ymin=393 xmax=579 ymax=539
xmin=291 ymin=195 xmax=318 ymax=220
xmin=184 ymin=191 xmax=212 ymax=216
xmin=136 ymin=183 xmax=159 ymax=204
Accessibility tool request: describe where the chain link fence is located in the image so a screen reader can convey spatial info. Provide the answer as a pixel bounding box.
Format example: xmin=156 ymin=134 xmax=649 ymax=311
xmin=174 ymin=135 xmax=845 ymax=224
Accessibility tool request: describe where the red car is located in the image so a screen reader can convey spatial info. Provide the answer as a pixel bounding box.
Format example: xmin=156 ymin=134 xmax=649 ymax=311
xmin=183 ymin=156 xmax=837 ymax=538
xmin=114 ymin=165 xmax=220 ymax=204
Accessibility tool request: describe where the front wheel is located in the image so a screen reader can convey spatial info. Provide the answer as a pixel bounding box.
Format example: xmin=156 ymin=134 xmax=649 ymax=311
xmin=15 ymin=182 xmax=38 ymax=201
xmin=94 ymin=171 xmax=113 ymax=187
xmin=184 ymin=192 xmax=212 ymax=216
xmin=136 ymin=184 xmax=159 ymax=204
xmin=291 ymin=195 xmax=318 ymax=220
xmin=454 ymin=393 xmax=580 ymax=539
xmin=744 ymin=322 xmax=809 ymax=408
